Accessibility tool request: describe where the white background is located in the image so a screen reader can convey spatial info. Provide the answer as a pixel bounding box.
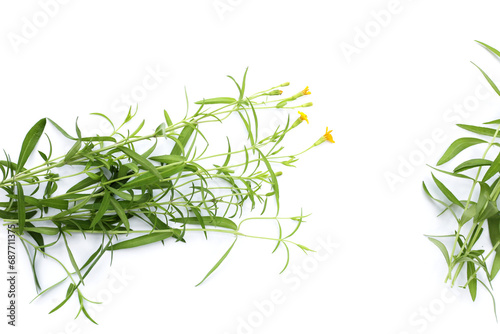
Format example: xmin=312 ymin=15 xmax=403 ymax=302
xmin=2 ymin=0 xmax=500 ymax=333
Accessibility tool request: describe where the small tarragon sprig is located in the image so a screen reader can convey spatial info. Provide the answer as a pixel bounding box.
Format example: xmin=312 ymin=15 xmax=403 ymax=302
xmin=0 ymin=69 xmax=334 ymax=323
xmin=424 ymin=41 xmax=500 ymax=318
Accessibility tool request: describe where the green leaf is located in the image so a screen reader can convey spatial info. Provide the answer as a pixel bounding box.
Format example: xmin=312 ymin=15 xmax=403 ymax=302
xmin=457 ymin=124 xmax=499 ymax=137
xmin=431 ymin=173 xmax=464 ymax=209
xmin=194 ymin=97 xmax=237 ymax=105
xmin=427 ymin=165 xmax=474 ymax=181
xmin=471 ymin=61 xmax=500 ymax=96
xmin=164 ymin=110 xmax=173 ymax=127
xmin=196 ymin=238 xmax=237 ymax=287
xmin=476 ymin=182 xmax=493 ymax=221
xmin=255 ymin=148 xmax=279 ymax=214
xmin=90 ymin=191 xmax=111 ymax=229
xmin=428 ymin=237 xmax=450 ymax=266
xmin=239 ymin=67 xmax=249 ymax=101
xmin=467 ymin=262 xmax=478 ymax=301
xmin=49 ymin=286 xmax=75 ymax=314
xmin=130 ymin=120 xmax=145 ymax=138
xmin=437 ymin=137 xmax=487 ymax=166
xmin=64 ymin=140 xmax=81 ymax=163
xmin=24 ymin=221 xmax=45 ymax=252
xmin=118 ymin=146 xmax=161 ymax=180
xmin=21 ymin=227 xmax=59 ymax=235
xmin=23 ymin=196 xmax=69 ymax=210
xmin=17 ymin=118 xmax=46 ymax=173
xmin=16 ymin=182 xmax=25 ymax=234
xmin=52 ymin=195 xmax=92 ymax=220
xmin=149 ymin=155 xmax=187 ymax=164
xmin=120 ymin=164 xmax=185 ymax=190
xmin=47 ymin=118 xmax=76 ymax=140
xmin=171 ymin=216 xmax=237 ymax=230
xmin=66 ymin=176 xmax=100 ymax=193
xmin=491 ymin=251 xmax=500 ymax=280
xmin=109 ymin=197 xmax=130 ymax=232
xmin=454 ymin=159 xmax=492 ymax=173
xmin=476 ymin=40 xmax=500 ymax=59
xmin=0 ymin=210 xmax=37 ymax=220
xmin=483 ymin=154 xmax=500 ymax=182
xmin=171 ymin=123 xmax=197 ymax=156
xmin=62 ymin=233 xmax=83 ymax=284
xmin=106 ymin=232 xmax=173 ymax=250
xmin=90 ymin=113 xmax=115 ymax=131
xmin=80 ymin=136 xmax=116 ymax=143
xmin=488 ymin=214 xmax=500 ymax=279
xmin=107 ymin=186 xmax=133 ymax=201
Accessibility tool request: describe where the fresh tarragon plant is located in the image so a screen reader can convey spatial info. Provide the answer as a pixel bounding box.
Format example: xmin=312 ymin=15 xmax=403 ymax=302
xmin=424 ymin=42 xmax=500 ymax=317
xmin=0 ymin=69 xmax=334 ymax=323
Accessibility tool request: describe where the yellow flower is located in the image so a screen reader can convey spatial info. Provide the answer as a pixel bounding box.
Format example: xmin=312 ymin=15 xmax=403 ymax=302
xmin=279 ymin=90 xmax=283 ymax=95
xmin=323 ymin=127 xmax=335 ymax=143
xmin=301 ymin=86 xmax=311 ymax=96
xmin=298 ymin=111 xmax=309 ymax=124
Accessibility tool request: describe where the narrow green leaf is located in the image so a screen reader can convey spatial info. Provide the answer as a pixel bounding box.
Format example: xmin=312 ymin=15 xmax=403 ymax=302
xmin=119 ymin=146 xmax=161 ymax=180
xmin=491 ymin=251 xmax=500 ymax=280
xmin=130 ymin=120 xmax=145 ymax=138
xmin=109 ymin=197 xmax=129 ymax=232
xmin=428 ymin=237 xmax=450 ymax=266
xmin=255 ymin=148 xmax=279 ymax=214
xmin=437 ymin=137 xmax=487 ymax=166
xmin=80 ymin=136 xmax=116 ymax=143
xmin=16 ymin=182 xmax=25 ymax=234
xmin=90 ymin=113 xmax=115 ymax=131
xmin=47 ymin=118 xmax=76 ymax=140
xmin=0 ymin=210 xmax=37 ymax=220
xmin=467 ymin=262 xmax=477 ymax=301
xmin=194 ymin=97 xmax=237 ymax=105
xmin=90 ymin=191 xmax=111 ymax=229
xmin=120 ymin=164 xmax=185 ymax=190
xmin=49 ymin=287 xmax=74 ymax=314
xmin=106 ymin=232 xmax=173 ymax=250
xmin=52 ymin=195 xmax=92 ymax=220
xmin=64 ymin=140 xmax=81 ymax=163
xmin=427 ymin=165 xmax=474 ymax=181
xmin=24 ymin=221 xmax=45 ymax=252
xmin=471 ymin=61 xmax=500 ymax=96
xmin=457 ymin=124 xmax=499 ymax=137
xmin=149 ymin=155 xmax=187 ymax=164
xmin=239 ymin=67 xmax=249 ymax=101
xmin=23 ymin=196 xmax=69 ymax=210
xmin=164 ymin=110 xmax=173 ymax=127
xmin=21 ymin=227 xmax=59 ymax=235
xmin=454 ymin=159 xmax=492 ymax=173
xmin=171 ymin=216 xmax=237 ymax=230
xmin=171 ymin=123 xmax=197 ymax=156
xmin=66 ymin=176 xmax=99 ymax=193
xmin=476 ymin=40 xmax=500 ymax=58
xmin=62 ymin=233 xmax=83 ymax=284
xmin=196 ymin=238 xmax=237 ymax=287
xmin=107 ymin=186 xmax=133 ymax=201
xmin=17 ymin=118 xmax=46 ymax=172
xmin=483 ymin=154 xmax=500 ymax=182
xmin=476 ymin=182 xmax=493 ymax=221
xmin=431 ymin=173 xmax=464 ymax=208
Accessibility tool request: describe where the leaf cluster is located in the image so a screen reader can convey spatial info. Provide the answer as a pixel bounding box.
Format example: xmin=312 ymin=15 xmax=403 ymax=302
xmin=424 ymin=41 xmax=500 ymax=315
xmin=0 ymin=69 xmax=319 ymax=323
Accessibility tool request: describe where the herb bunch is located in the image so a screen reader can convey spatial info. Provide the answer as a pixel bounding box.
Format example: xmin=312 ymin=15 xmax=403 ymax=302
xmin=0 ymin=69 xmax=333 ymax=323
xmin=424 ymin=42 xmax=500 ymax=314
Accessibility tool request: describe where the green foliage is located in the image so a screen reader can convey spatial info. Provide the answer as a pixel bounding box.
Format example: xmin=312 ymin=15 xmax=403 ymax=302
xmin=424 ymin=41 xmax=500 ymax=316
xmin=0 ymin=69 xmax=321 ymax=324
